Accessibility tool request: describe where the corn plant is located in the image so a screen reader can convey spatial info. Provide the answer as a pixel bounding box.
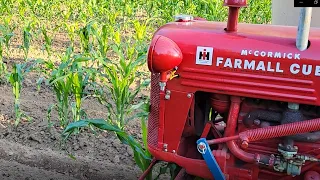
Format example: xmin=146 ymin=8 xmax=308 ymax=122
xmin=21 ymin=22 xmax=32 ymax=61
xmin=0 ymin=0 xmax=13 ymax=14
xmin=94 ymin=43 xmax=149 ymax=129
xmin=61 ymin=31 xmax=153 ymax=177
xmin=7 ymin=61 xmax=40 ymax=126
xmin=0 ymin=17 xmax=15 ymax=58
xmin=64 ymin=22 xmax=78 ymax=47
xmin=79 ymin=22 xmax=95 ymax=54
xmin=132 ymin=20 xmax=148 ymax=43
xmin=92 ymin=24 xmax=109 ymax=60
xmin=40 ymin=47 xmax=94 ymax=128
xmin=132 ymin=18 xmax=161 ymax=44
xmin=0 ymin=37 xmax=7 ymax=83
xmin=62 ymin=103 xmax=153 ymax=179
xmin=107 ymin=7 xmax=120 ymax=26
xmin=41 ymin=26 xmax=53 ymax=57
xmin=17 ymin=1 xmax=27 ymax=18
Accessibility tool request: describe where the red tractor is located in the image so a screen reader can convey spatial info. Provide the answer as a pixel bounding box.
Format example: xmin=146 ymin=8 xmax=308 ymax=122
xmin=144 ymin=0 xmax=320 ymax=179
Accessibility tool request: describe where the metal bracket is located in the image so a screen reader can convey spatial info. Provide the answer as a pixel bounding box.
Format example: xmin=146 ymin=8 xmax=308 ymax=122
xmin=196 ymin=138 xmax=225 ymax=180
xmin=165 ymin=90 xmax=171 ymax=100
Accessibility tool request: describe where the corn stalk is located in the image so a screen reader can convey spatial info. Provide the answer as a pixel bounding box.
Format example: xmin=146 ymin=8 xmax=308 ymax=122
xmin=0 ymin=37 xmax=7 ymax=83
xmin=7 ymin=60 xmax=40 ymax=126
xmin=41 ymin=26 xmax=53 ymax=57
xmin=0 ymin=16 xmax=15 ymax=59
xmin=40 ymin=47 xmax=94 ymax=128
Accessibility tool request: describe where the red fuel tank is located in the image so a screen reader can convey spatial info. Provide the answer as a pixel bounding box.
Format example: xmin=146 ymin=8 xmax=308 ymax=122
xmin=148 ymin=20 xmax=320 ymax=106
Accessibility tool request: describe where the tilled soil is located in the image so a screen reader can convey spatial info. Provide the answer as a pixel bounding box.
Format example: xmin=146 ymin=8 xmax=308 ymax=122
xmin=0 ymin=138 xmax=140 ymax=180
xmin=0 ymin=79 xmax=146 ymax=179
xmin=0 ymin=159 xmax=79 ymax=180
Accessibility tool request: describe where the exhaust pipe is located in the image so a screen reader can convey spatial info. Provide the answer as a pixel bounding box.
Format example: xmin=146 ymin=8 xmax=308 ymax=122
xmin=224 ymin=0 xmax=247 ymax=32
xmin=296 ymin=7 xmax=313 ymax=51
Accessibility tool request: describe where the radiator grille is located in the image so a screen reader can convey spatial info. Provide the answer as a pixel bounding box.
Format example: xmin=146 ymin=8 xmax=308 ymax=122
xmin=147 ymin=73 xmax=160 ymax=148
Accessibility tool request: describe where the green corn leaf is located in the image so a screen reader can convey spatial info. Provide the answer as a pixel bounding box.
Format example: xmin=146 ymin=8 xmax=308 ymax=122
xmin=131 ymin=101 xmax=146 ymax=110
xmin=73 ymin=55 xmax=91 ymax=63
xmin=62 ymin=119 xmax=152 ymax=166
xmin=47 ymin=104 xmax=55 ymax=128
xmin=86 ymin=119 xmax=121 ymax=132
xmin=49 ymin=73 xmax=71 ymax=85
xmin=133 ymin=149 xmax=144 ymax=170
xmin=140 ymin=116 xmax=148 ymax=153
xmin=68 ymin=154 xmax=77 ymax=160
xmin=36 ymin=77 xmax=44 ymax=91
xmin=63 ymin=119 xmax=121 ymax=136
xmin=63 ymin=119 xmax=90 ymax=134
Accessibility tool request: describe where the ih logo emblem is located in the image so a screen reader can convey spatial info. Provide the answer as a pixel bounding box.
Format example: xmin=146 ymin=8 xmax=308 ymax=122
xmin=196 ymin=46 xmax=213 ymax=66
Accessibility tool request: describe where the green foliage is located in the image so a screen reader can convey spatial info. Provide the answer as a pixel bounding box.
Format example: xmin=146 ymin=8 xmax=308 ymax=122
xmin=154 ymin=163 xmax=180 ymax=180
xmin=0 ymin=37 xmax=7 ymax=83
xmin=64 ymin=22 xmax=78 ymax=47
xmin=79 ymin=21 xmax=95 ymax=54
xmin=40 ymin=47 xmax=94 ymax=128
xmin=41 ymin=26 xmax=53 ymax=57
xmin=7 ymin=60 xmax=40 ymax=126
xmin=21 ymin=23 xmax=32 ymax=60
xmin=95 ymin=42 xmax=150 ymax=129
xmin=63 ymin=117 xmax=153 ymax=179
xmin=92 ymin=23 xmax=109 ymax=59
xmin=0 ymin=16 xmax=15 ymax=58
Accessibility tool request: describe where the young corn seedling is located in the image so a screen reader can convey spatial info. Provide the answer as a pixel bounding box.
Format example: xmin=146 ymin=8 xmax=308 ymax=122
xmin=96 ymin=42 xmax=150 ymax=129
xmin=41 ymin=26 xmax=53 ymax=57
xmin=7 ymin=61 xmax=40 ymax=126
xmin=62 ymin=102 xmax=153 ymax=179
xmin=95 ymin=43 xmax=154 ymax=178
xmin=17 ymin=1 xmax=27 ymax=18
xmin=79 ymin=21 xmax=95 ymax=54
xmin=107 ymin=9 xmax=120 ymax=27
xmin=0 ymin=37 xmax=7 ymax=83
xmin=64 ymin=22 xmax=78 ymax=47
xmin=21 ymin=22 xmax=32 ymax=61
xmin=0 ymin=16 xmax=15 ymax=59
xmin=132 ymin=20 xmax=148 ymax=43
xmin=62 ymin=33 xmax=153 ymax=176
xmin=92 ymin=24 xmax=109 ymax=61
xmin=132 ymin=18 xmax=158 ymax=44
xmin=40 ymin=47 xmax=94 ymax=128
xmin=0 ymin=0 xmax=13 ymax=14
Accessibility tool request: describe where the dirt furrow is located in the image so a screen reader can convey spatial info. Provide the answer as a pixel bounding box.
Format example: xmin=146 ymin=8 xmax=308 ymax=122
xmin=0 ymin=139 xmax=141 ymax=180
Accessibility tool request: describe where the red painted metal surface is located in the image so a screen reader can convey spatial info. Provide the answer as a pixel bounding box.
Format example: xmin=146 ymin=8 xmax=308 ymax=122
xmin=147 ymin=35 xmax=182 ymax=82
xmin=239 ymin=118 xmax=320 ymax=143
xmin=138 ymin=158 xmax=157 ymax=180
xmin=145 ymin=3 xmax=320 ymax=179
xmin=207 ymin=118 xmax=320 ymax=146
xmin=157 ymin=91 xmax=165 ymax=147
xmin=223 ymin=0 xmax=247 ymax=7
xmin=304 ymin=171 xmax=320 ymax=180
xmin=224 ymin=97 xmax=260 ymax=163
xmin=223 ymin=0 xmax=247 ymax=32
xmin=226 ymin=7 xmax=240 ymax=32
xmin=147 ymin=73 xmax=160 ymax=147
xmin=163 ymin=90 xmax=193 ymax=152
xmin=210 ymin=94 xmax=230 ymax=114
xmin=151 ymin=21 xmax=320 ymax=105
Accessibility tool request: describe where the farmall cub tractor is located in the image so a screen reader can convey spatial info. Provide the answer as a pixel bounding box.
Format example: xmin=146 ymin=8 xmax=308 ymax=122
xmin=144 ymin=0 xmax=320 ymax=180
